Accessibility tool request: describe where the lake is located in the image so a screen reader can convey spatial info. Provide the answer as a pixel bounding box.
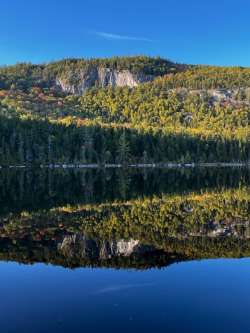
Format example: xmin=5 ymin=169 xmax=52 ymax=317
xmin=0 ymin=167 xmax=249 ymax=333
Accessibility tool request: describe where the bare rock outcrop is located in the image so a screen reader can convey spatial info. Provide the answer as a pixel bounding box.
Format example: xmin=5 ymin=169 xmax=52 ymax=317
xmin=56 ymin=67 xmax=154 ymax=95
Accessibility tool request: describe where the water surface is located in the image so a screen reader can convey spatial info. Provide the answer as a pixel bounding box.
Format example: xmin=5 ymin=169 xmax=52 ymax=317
xmin=0 ymin=168 xmax=249 ymax=332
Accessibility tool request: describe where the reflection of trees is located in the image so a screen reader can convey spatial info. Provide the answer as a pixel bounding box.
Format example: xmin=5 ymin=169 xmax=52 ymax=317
xmin=0 ymin=186 xmax=249 ymax=269
xmin=0 ymin=168 xmax=248 ymax=215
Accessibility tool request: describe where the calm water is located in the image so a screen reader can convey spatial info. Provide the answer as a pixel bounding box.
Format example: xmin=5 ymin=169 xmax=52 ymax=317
xmin=0 ymin=167 xmax=249 ymax=333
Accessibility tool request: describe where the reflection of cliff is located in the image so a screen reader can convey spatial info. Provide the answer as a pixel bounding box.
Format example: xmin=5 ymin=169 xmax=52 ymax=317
xmin=0 ymin=234 xmax=178 ymax=269
xmin=1 ymin=231 xmax=250 ymax=269
xmin=59 ymin=235 xmax=145 ymax=259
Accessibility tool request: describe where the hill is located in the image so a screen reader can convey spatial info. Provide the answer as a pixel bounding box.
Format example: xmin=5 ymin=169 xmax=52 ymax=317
xmin=0 ymin=56 xmax=183 ymax=93
xmin=0 ymin=56 xmax=249 ymax=165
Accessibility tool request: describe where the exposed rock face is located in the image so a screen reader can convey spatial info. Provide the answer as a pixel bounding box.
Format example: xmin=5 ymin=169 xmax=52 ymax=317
xmin=55 ymin=67 xmax=154 ymax=95
xmin=57 ymin=234 xmax=150 ymax=260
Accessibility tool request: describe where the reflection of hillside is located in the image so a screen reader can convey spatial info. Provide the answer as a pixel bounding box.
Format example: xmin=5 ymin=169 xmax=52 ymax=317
xmin=0 ymin=236 xmax=181 ymax=270
xmin=1 ymin=233 xmax=250 ymax=270
xmin=0 ymin=186 xmax=249 ymax=269
xmin=1 ymin=187 xmax=248 ymax=239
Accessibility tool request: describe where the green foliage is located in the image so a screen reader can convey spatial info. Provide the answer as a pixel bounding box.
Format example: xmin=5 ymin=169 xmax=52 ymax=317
xmin=155 ymin=65 xmax=250 ymax=89
xmin=0 ymin=115 xmax=249 ymax=165
xmin=45 ymin=55 xmax=181 ymax=76
xmin=0 ymin=56 xmax=249 ymax=164
xmin=0 ymin=56 xmax=181 ymax=90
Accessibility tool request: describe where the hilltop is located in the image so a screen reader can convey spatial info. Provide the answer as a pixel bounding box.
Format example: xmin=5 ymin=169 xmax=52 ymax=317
xmin=0 ymin=56 xmax=184 ymax=94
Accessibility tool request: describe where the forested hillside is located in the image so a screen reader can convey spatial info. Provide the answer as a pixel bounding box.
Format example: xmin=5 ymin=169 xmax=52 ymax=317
xmin=0 ymin=56 xmax=180 ymax=91
xmin=0 ymin=56 xmax=249 ymax=165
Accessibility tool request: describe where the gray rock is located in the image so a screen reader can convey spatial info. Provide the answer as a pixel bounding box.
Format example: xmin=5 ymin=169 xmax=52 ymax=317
xmin=55 ymin=67 xmax=154 ymax=95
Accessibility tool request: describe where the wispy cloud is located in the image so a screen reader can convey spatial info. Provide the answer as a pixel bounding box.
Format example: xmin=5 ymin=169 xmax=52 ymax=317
xmin=94 ymin=31 xmax=154 ymax=42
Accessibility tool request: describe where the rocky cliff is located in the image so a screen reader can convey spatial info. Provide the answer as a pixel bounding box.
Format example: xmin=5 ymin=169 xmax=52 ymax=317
xmin=55 ymin=66 xmax=154 ymax=94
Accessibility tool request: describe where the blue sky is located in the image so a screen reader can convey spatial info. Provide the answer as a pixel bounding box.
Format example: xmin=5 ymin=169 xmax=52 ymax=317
xmin=1 ymin=0 xmax=250 ymax=66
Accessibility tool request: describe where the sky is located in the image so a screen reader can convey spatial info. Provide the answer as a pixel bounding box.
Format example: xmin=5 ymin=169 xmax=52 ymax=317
xmin=1 ymin=0 xmax=250 ymax=66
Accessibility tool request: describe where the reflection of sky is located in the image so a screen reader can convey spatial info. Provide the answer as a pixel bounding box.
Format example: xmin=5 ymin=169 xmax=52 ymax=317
xmin=0 ymin=259 xmax=250 ymax=333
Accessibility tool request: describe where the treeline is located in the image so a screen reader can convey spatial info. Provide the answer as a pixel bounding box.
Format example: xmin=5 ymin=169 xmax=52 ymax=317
xmin=45 ymin=56 xmax=180 ymax=77
xmin=0 ymin=115 xmax=249 ymax=166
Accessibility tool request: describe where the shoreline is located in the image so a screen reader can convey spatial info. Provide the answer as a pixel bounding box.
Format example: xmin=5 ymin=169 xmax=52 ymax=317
xmin=0 ymin=162 xmax=249 ymax=170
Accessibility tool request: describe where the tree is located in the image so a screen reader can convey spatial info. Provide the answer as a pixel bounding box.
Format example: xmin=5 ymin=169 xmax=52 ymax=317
xmin=117 ymin=131 xmax=131 ymax=165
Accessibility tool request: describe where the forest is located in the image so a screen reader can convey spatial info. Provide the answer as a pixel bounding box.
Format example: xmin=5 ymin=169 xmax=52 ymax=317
xmin=0 ymin=56 xmax=249 ymax=165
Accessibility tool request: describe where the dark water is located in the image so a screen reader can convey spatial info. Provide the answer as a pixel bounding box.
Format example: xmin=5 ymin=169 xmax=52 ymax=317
xmin=0 ymin=167 xmax=249 ymax=333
